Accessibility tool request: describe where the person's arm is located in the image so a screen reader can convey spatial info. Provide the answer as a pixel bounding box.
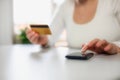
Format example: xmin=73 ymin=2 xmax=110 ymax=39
xmin=47 ymin=3 xmax=66 ymax=47
xmin=25 ymin=2 xmax=66 ymax=48
xmin=112 ymin=0 xmax=120 ymax=53
xmin=81 ymin=39 xmax=120 ymax=55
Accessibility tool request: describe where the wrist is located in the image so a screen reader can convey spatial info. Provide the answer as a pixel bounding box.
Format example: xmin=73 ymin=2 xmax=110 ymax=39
xmin=112 ymin=41 xmax=120 ymax=53
xmin=41 ymin=41 xmax=50 ymax=48
xmin=117 ymin=46 xmax=120 ymax=53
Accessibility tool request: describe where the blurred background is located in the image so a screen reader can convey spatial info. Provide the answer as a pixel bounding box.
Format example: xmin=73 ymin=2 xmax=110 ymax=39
xmin=0 ymin=0 xmax=67 ymax=46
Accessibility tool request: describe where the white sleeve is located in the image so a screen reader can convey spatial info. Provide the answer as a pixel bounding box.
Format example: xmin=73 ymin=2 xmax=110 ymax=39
xmin=48 ymin=3 xmax=66 ymax=46
xmin=113 ymin=0 xmax=120 ymax=24
xmin=112 ymin=0 xmax=120 ymax=47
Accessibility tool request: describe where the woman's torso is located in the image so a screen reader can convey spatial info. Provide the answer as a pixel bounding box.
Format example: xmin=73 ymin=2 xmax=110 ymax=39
xmin=63 ymin=0 xmax=120 ymax=48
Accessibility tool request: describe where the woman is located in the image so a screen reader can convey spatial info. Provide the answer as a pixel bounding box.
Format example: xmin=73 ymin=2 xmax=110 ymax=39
xmin=26 ymin=0 xmax=120 ymax=54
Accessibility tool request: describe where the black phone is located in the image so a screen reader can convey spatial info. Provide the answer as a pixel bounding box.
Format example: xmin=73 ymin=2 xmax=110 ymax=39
xmin=65 ymin=52 xmax=94 ymax=60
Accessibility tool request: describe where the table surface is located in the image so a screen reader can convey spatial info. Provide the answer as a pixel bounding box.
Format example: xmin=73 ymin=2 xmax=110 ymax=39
xmin=0 ymin=45 xmax=120 ymax=80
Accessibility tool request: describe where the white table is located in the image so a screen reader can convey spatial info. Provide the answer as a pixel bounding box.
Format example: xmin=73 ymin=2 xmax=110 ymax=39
xmin=0 ymin=45 xmax=120 ymax=80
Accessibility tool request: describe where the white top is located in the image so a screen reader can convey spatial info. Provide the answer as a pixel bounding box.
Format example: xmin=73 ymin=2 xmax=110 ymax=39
xmin=49 ymin=0 xmax=120 ymax=48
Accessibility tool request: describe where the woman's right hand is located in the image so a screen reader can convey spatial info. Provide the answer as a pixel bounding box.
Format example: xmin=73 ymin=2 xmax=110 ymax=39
xmin=25 ymin=29 xmax=48 ymax=46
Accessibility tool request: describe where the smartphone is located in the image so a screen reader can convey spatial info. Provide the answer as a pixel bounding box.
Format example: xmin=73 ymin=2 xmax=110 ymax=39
xmin=30 ymin=24 xmax=51 ymax=35
xmin=65 ymin=52 xmax=94 ymax=60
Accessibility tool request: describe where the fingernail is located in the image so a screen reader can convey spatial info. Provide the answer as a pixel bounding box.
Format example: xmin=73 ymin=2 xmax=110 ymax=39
xmin=82 ymin=45 xmax=88 ymax=52
xmin=81 ymin=46 xmax=86 ymax=51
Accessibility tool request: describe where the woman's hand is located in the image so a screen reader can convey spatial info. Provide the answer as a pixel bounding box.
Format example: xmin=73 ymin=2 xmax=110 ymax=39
xmin=81 ymin=39 xmax=120 ymax=55
xmin=25 ymin=29 xmax=48 ymax=46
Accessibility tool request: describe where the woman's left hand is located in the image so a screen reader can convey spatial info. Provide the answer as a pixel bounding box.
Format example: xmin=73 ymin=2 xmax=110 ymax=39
xmin=81 ymin=38 xmax=119 ymax=55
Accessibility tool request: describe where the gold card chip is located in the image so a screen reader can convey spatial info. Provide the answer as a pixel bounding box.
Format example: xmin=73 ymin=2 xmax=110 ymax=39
xmin=30 ymin=24 xmax=51 ymax=35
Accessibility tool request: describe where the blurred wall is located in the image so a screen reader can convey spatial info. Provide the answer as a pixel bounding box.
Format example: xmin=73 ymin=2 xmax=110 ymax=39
xmin=0 ymin=0 xmax=13 ymax=45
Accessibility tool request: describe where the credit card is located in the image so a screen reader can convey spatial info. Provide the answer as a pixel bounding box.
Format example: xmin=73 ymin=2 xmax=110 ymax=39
xmin=30 ymin=24 xmax=51 ymax=35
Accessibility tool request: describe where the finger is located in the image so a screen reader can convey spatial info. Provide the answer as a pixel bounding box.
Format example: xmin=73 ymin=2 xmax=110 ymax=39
xmin=27 ymin=31 xmax=36 ymax=40
xmin=25 ymin=25 xmax=31 ymax=32
xmin=81 ymin=44 xmax=85 ymax=48
xmin=96 ymin=40 xmax=108 ymax=48
xmin=104 ymin=44 xmax=112 ymax=52
xmin=88 ymin=38 xmax=99 ymax=47
xmin=81 ymin=43 xmax=89 ymax=53
xmin=26 ymin=28 xmax=32 ymax=34
xmin=34 ymin=36 xmax=40 ymax=44
xmin=82 ymin=39 xmax=101 ymax=54
xmin=81 ymin=39 xmax=99 ymax=53
xmin=30 ymin=34 xmax=39 ymax=43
